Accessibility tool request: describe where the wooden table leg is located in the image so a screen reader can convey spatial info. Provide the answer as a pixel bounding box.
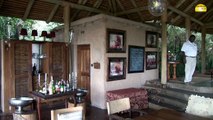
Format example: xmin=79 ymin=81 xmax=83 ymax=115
xmin=37 ymin=98 xmax=41 ymax=120
xmin=167 ymin=64 xmax=170 ymax=80
xmin=173 ymin=64 xmax=177 ymax=80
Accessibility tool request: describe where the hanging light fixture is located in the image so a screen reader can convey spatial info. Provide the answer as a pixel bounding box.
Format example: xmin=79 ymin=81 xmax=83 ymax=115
xmin=148 ymin=0 xmax=166 ymax=16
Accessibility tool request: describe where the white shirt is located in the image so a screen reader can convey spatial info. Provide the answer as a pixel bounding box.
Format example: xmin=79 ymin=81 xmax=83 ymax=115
xmin=181 ymin=40 xmax=197 ymax=57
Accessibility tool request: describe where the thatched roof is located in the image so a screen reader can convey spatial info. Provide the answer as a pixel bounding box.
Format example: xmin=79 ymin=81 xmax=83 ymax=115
xmin=0 ymin=0 xmax=212 ymax=33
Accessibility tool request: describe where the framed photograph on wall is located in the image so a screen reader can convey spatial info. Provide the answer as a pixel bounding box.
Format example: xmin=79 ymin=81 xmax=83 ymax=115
xmin=108 ymin=57 xmax=126 ymax=81
xmin=106 ymin=28 xmax=126 ymax=53
xmin=146 ymin=51 xmax=157 ymax=70
xmin=128 ymin=46 xmax=145 ymax=73
xmin=146 ymin=31 xmax=158 ymax=48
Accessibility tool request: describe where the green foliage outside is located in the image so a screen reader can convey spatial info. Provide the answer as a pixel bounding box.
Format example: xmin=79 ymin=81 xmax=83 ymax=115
xmin=0 ymin=16 xmax=62 ymax=41
xmin=0 ymin=16 xmax=213 ymax=77
xmin=167 ymin=25 xmax=213 ymax=77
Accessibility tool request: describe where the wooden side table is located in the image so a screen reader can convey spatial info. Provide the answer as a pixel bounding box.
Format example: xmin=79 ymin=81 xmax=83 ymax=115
xmin=167 ymin=61 xmax=180 ymax=80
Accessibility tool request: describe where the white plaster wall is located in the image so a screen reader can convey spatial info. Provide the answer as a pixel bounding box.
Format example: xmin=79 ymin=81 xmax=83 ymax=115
xmin=71 ymin=19 xmax=107 ymax=109
xmin=67 ymin=14 xmax=159 ymax=109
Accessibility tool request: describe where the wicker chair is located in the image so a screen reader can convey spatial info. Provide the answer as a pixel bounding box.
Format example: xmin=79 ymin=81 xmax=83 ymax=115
xmin=106 ymin=97 xmax=146 ymax=120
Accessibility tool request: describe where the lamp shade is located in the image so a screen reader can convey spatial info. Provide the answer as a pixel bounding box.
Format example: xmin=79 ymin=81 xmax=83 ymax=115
xmin=41 ymin=31 xmax=47 ymax=37
xmin=46 ymin=33 xmax=51 ymax=38
xmin=20 ymin=28 xmax=28 ymax=35
xmin=50 ymin=31 xmax=55 ymax=38
xmin=31 ymin=30 xmax=38 ymax=36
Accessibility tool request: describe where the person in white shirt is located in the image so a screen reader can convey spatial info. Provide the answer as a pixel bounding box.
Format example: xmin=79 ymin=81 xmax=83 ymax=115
xmin=181 ymin=35 xmax=197 ymax=84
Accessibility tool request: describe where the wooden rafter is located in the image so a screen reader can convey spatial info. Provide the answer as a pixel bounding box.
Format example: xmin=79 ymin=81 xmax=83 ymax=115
xmin=108 ymin=0 xmax=116 ymax=14
xmin=116 ymin=6 xmax=147 ymax=16
xmin=205 ymin=12 xmax=213 ymax=24
xmin=41 ymin=0 xmax=111 ymax=14
xmin=115 ymin=0 xmax=131 ymax=19
xmin=47 ymin=4 xmax=59 ymax=23
xmin=168 ymin=5 xmax=204 ymax=26
xmin=198 ymin=4 xmax=213 ymax=21
xmin=0 ymin=0 xmax=4 ymax=8
xmin=87 ymin=0 xmax=103 ymax=16
xmin=23 ymin=0 xmax=35 ymax=20
xmin=191 ymin=1 xmax=213 ymax=27
xmin=111 ymin=0 xmax=117 ymax=14
xmin=130 ymin=0 xmax=144 ymax=22
xmin=71 ymin=0 xmax=88 ymax=21
xmin=168 ymin=0 xmax=186 ymax=17
xmin=172 ymin=0 xmax=199 ymax=23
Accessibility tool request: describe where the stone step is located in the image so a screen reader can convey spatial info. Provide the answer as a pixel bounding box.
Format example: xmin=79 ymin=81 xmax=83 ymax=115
xmin=148 ymin=94 xmax=186 ymax=112
xmin=144 ymin=79 xmax=213 ymax=112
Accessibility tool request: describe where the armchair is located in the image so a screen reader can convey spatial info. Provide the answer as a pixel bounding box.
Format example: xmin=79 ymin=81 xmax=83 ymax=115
xmin=106 ymin=97 xmax=146 ymax=120
xmin=51 ymin=106 xmax=84 ymax=120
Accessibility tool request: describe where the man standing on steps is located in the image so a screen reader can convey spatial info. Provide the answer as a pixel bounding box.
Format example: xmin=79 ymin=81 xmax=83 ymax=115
xmin=181 ymin=35 xmax=198 ymax=84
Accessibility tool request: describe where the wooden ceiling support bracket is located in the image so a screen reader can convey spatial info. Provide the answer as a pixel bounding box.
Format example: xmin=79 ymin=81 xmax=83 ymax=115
xmin=23 ymin=0 xmax=35 ymax=21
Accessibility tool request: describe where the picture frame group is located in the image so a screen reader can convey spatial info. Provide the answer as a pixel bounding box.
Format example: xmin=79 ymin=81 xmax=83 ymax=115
xmin=146 ymin=51 xmax=157 ymax=70
xmin=146 ymin=31 xmax=158 ymax=48
xmin=106 ymin=28 xmax=126 ymax=53
xmin=107 ymin=57 xmax=126 ymax=81
xmin=128 ymin=46 xmax=145 ymax=73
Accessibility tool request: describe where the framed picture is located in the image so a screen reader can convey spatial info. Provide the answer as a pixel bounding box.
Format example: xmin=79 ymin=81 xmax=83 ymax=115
xmin=146 ymin=51 xmax=157 ymax=70
xmin=128 ymin=46 xmax=145 ymax=73
xmin=108 ymin=57 xmax=126 ymax=81
xmin=106 ymin=28 xmax=126 ymax=53
xmin=146 ymin=31 xmax=158 ymax=48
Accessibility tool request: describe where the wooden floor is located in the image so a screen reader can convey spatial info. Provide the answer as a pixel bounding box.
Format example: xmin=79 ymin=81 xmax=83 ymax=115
xmin=0 ymin=105 xmax=153 ymax=120
xmin=1 ymin=105 xmax=210 ymax=120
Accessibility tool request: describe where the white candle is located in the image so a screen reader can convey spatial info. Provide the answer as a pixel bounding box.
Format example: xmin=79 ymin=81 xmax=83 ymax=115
xmin=69 ymin=74 xmax=71 ymax=81
xmin=38 ymin=73 xmax=40 ymax=86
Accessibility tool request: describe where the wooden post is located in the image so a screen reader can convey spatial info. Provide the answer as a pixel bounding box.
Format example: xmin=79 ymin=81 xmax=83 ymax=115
xmin=201 ymin=26 xmax=206 ymax=74
xmin=64 ymin=5 xmax=71 ymax=78
xmin=185 ymin=17 xmax=191 ymax=40
xmin=161 ymin=7 xmax=167 ymax=84
xmin=64 ymin=5 xmax=70 ymax=44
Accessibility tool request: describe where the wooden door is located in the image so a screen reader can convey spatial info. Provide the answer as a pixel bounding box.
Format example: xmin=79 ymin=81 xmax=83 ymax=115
xmin=13 ymin=41 xmax=32 ymax=97
xmin=50 ymin=42 xmax=68 ymax=81
xmin=77 ymin=45 xmax=90 ymax=103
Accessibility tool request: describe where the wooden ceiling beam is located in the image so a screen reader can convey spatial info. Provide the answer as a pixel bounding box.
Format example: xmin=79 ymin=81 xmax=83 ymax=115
xmin=23 ymin=0 xmax=35 ymax=21
xmin=205 ymin=13 xmax=213 ymax=24
xmin=116 ymin=6 xmax=147 ymax=16
xmin=130 ymin=0 xmax=144 ymax=22
xmin=168 ymin=5 xmax=204 ymax=26
xmin=41 ymin=0 xmax=111 ymax=14
xmin=205 ymin=22 xmax=213 ymax=28
xmin=0 ymin=0 xmax=4 ymax=8
xmin=47 ymin=4 xmax=59 ymax=23
xmin=87 ymin=0 xmax=103 ymax=16
xmin=172 ymin=0 xmax=199 ymax=23
xmin=199 ymin=7 xmax=213 ymax=21
xmin=71 ymin=0 xmax=88 ymax=21
xmin=115 ymin=0 xmax=131 ymax=19
xmin=111 ymin=0 xmax=117 ymax=14
xmin=191 ymin=1 xmax=213 ymax=27
xmin=168 ymin=0 xmax=186 ymax=17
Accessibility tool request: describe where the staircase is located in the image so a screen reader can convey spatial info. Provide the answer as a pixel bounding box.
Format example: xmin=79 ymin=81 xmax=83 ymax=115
xmin=143 ymin=79 xmax=213 ymax=112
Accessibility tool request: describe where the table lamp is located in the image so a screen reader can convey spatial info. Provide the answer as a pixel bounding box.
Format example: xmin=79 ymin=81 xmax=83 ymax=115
xmin=31 ymin=30 xmax=38 ymax=41
xmin=20 ymin=28 xmax=27 ymax=40
xmin=41 ymin=30 xmax=47 ymax=41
